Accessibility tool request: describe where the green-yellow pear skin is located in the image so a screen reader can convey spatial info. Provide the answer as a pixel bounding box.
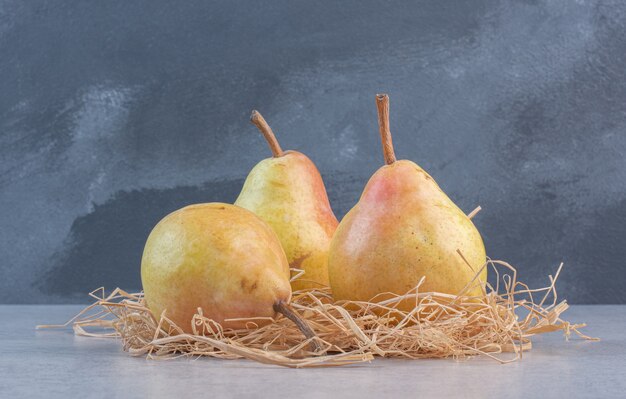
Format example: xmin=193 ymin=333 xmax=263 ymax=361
xmin=328 ymin=95 xmax=486 ymax=310
xmin=235 ymin=111 xmax=338 ymax=291
xmin=141 ymin=203 xmax=292 ymax=333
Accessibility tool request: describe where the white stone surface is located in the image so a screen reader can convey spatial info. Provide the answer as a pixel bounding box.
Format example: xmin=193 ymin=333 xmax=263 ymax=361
xmin=1 ymin=305 xmax=622 ymax=398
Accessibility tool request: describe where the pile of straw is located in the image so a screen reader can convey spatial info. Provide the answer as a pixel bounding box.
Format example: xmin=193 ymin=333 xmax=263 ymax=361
xmin=39 ymin=259 xmax=596 ymax=368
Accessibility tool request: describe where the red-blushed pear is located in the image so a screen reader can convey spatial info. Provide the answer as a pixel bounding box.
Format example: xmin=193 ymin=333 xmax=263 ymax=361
xmin=141 ymin=203 xmax=319 ymax=350
xmin=328 ymin=94 xmax=487 ymax=309
xmin=235 ymin=111 xmax=338 ymax=291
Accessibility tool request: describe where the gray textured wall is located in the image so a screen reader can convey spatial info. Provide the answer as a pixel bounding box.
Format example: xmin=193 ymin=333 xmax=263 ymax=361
xmin=1 ymin=0 xmax=625 ymax=304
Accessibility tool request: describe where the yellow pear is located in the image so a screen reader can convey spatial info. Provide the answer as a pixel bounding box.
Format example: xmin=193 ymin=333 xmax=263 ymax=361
xmin=235 ymin=111 xmax=338 ymax=290
xmin=328 ymin=94 xmax=486 ymax=309
xmin=141 ymin=203 xmax=317 ymax=345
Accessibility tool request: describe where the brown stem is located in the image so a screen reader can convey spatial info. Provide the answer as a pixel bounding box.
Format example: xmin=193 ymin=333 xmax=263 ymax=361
xmin=375 ymin=94 xmax=396 ymax=165
xmin=250 ymin=110 xmax=284 ymax=157
xmin=273 ymin=301 xmax=322 ymax=353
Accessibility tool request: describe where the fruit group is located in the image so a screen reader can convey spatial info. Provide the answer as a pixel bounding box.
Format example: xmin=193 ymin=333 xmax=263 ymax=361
xmin=141 ymin=203 xmax=292 ymax=332
xmin=235 ymin=111 xmax=338 ymax=290
xmin=328 ymin=94 xmax=487 ymax=308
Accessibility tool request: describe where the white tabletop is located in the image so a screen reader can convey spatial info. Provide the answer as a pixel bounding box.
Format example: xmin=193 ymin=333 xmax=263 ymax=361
xmin=1 ymin=304 xmax=622 ymax=398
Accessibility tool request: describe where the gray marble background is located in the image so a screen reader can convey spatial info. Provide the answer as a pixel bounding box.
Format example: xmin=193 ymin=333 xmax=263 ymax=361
xmin=1 ymin=0 xmax=624 ymax=304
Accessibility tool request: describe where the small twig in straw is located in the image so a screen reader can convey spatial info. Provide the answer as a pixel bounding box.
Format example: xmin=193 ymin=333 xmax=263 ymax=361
xmin=467 ymin=206 xmax=482 ymax=220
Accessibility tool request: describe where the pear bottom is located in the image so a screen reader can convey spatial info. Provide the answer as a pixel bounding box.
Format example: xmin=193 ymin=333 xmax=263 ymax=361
xmin=141 ymin=203 xmax=291 ymax=333
xmin=328 ymin=160 xmax=487 ymax=312
xmin=234 ymin=151 xmax=338 ymax=292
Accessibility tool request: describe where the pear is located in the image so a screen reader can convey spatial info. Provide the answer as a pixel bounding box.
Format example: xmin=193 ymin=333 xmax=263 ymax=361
xmin=141 ymin=203 xmax=318 ymax=348
xmin=328 ymin=94 xmax=486 ymax=309
xmin=235 ymin=111 xmax=338 ymax=290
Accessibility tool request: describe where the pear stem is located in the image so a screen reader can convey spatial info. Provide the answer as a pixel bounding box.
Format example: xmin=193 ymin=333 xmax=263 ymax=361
xmin=251 ymin=110 xmax=284 ymax=157
xmin=273 ymin=301 xmax=322 ymax=353
xmin=376 ymin=94 xmax=396 ymax=165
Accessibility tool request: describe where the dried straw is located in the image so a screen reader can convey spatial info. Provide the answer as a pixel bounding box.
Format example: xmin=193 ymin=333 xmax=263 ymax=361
xmin=38 ymin=259 xmax=597 ymax=368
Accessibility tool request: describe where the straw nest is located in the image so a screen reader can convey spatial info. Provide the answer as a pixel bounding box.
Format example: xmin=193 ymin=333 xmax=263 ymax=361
xmin=39 ymin=259 xmax=596 ymax=368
